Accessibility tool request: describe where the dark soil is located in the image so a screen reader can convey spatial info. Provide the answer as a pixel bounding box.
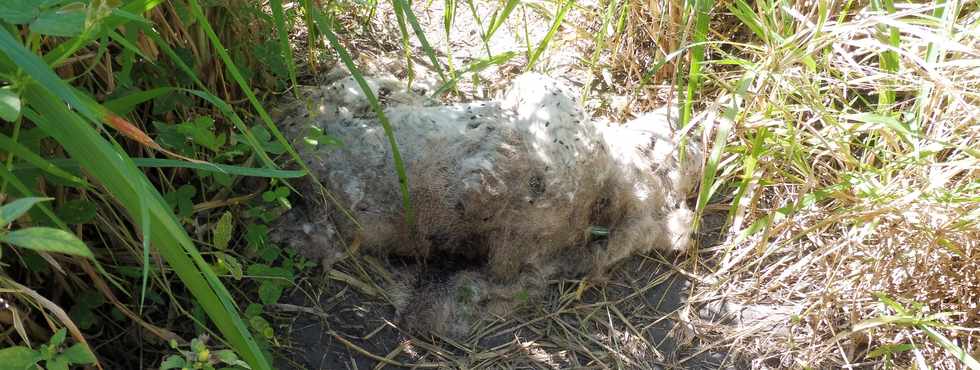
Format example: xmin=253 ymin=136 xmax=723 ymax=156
xmin=273 ymin=212 xmax=746 ymax=369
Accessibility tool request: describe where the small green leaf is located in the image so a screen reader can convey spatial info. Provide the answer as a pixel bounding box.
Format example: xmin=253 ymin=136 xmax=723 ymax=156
xmin=2 ymin=227 xmax=93 ymax=258
xmin=214 ymin=212 xmax=233 ymax=250
xmin=49 ymin=328 xmax=67 ymax=347
xmin=159 ymin=354 xmax=187 ymax=370
xmin=60 ymin=343 xmax=97 ymax=364
xmin=31 ymin=7 xmax=86 ymax=37
xmin=163 ymin=184 xmax=197 ymax=218
xmin=0 ymin=87 xmax=21 ymax=122
xmin=0 ymin=346 xmax=42 ymax=369
xmin=244 ymin=304 xmax=262 ymax=318
xmin=867 ymin=343 xmax=914 ymax=358
xmin=177 ymin=116 xmax=225 ymax=151
xmin=248 ymin=316 xmax=274 ymax=339
xmin=257 ymin=281 xmax=283 ymax=305
xmin=1 ymin=197 xmax=51 ymax=227
xmin=216 ymin=252 xmax=243 ymax=280
xmin=214 ymin=349 xmax=250 ymax=368
xmin=246 ymin=263 xmax=292 ymax=280
xmin=45 ymin=356 xmax=69 ymax=370
xmin=190 ymin=338 xmax=206 ymax=353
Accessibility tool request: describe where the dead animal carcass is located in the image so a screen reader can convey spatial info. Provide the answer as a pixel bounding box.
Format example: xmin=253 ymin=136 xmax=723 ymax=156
xmin=273 ymin=73 xmax=702 ymax=337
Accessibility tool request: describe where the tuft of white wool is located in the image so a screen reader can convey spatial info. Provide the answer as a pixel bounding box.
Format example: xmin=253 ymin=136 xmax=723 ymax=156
xmin=272 ymin=72 xmax=703 ymax=337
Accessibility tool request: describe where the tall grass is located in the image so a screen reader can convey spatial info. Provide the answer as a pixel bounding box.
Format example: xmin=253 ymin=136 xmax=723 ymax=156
xmin=0 ymin=0 xmax=309 ymax=368
xmin=688 ymin=0 xmax=980 ymax=367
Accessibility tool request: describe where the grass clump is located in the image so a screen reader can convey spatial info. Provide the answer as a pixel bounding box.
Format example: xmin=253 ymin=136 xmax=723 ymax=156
xmin=685 ymin=1 xmax=980 ymax=367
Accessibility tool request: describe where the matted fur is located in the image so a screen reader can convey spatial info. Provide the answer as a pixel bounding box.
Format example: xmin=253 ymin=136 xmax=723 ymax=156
xmin=273 ymin=73 xmax=702 ymax=337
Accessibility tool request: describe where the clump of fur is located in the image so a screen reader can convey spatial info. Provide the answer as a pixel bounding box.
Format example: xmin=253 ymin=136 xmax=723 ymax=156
xmin=273 ymin=72 xmax=702 ymax=337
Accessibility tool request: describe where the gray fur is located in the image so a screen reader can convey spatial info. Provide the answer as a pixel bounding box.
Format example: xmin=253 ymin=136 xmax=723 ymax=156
xmin=272 ymin=73 xmax=702 ymax=337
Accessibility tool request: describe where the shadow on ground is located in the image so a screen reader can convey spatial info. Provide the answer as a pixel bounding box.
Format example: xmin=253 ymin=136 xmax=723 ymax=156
xmin=272 ymin=213 xmax=749 ymax=369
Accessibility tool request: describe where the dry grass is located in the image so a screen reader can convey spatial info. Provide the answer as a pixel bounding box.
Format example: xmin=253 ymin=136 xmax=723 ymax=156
xmin=684 ymin=1 xmax=980 ymax=368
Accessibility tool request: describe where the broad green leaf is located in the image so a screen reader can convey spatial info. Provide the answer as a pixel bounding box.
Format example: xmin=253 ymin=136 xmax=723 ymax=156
xmin=1 ymin=227 xmax=94 ymax=258
xmin=214 ymin=349 xmax=249 ymax=368
xmin=177 ymin=116 xmax=224 ymax=152
xmin=45 ymin=357 xmax=68 ymax=370
xmin=31 ymin=7 xmax=86 ymax=37
xmin=158 ymin=355 xmax=186 ymax=370
xmin=0 ymin=86 xmax=21 ymax=121
xmin=214 ymin=212 xmax=233 ymax=250
xmin=163 ymin=184 xmax=196 ymax=218
xmin=0 ymin=0 xmax=40 ymax=24
xmin=0 ymin=197 xmax=51 ymax=227
xmin=0 ymin=346 xmax=42 ymax=369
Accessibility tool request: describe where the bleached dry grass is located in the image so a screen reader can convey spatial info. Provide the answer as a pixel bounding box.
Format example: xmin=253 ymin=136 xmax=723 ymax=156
xmin=686 ymin=1 xmax=980 ymax=368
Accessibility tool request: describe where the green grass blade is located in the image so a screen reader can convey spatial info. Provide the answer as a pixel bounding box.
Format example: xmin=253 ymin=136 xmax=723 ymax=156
xmin=920 ymin=324 xmax=980 ymax=369
xmin=270 ymin=0 xmax=300 ymax=93
xmin=21 ymin=88 xmax=272 ymax=370
xmin=0 ymin=197 xmax=51 ymax=228
xmin=103 ymin=87 xmax=174 ymax=115
xmin=16 ymin=158 xmax=305 ymax=178
xmin=463 ymin=0 xmax=493 ymax=58
xmin=133 ymin=26 xmax=280 ymax=174
xmin=525 ymin=0 xmax=575 ymax=71
xmin=395 ymin=0 xmax=448 ymax=83
xmin=871 ymin=0 xmax=900 ymax=109
xmin=310 ymin=8 xmax=416 ymax=227
xmin=0 ymin=25 xmax=271 ymax=369
xmin=391 ymin=0 xmax=417 ymax=86
xmin=914 ymin=0 xmax=955 ymax=128
xmin=486 ymin=0 xmax=520 ymax=40
xmin=443 ymin=0 xmax=459 ymax=82
xmin=184 ymin=0 xmax=314 ymax=183
xmin=43 ymin=0 xmax=165 ymax=66
xmin=0 ymin=133 xmax=91 ymax=188
xmin=0 ymin=29 xmax=98 ymax=124
xmin=681 ymin=0 xmax=714 ymax=127
xmin=0 ymin=166 xmax=65 ymax=229
xmin=432 ymin=51 xmax=517 ymax=96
